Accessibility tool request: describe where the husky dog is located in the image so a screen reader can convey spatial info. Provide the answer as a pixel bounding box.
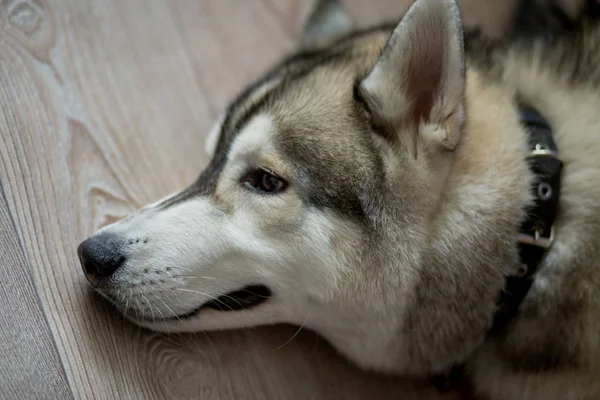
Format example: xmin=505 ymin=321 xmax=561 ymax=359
xmin=77 ymin=0 xmax=600 ymax=398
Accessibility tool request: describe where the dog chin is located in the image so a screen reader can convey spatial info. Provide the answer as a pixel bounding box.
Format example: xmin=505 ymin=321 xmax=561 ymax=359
xmin=121 ymin=299 xmax=289 ymax=334
xmin=124 ymin=313 xmax=191 ymax=333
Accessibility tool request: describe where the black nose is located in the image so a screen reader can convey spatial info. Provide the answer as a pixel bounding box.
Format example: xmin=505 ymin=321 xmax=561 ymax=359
xmin=77 ymin=233 xmax=126 ymax=280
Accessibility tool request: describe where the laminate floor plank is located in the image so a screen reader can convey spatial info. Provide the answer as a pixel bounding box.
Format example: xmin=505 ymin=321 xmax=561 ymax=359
xmin=0 ymin=182 xmax=73 ymax=400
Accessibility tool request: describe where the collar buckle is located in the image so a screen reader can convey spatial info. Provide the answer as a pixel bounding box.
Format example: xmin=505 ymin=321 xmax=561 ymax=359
xmin=528 ymin=143 xmax=558 ymax=159
xmin=517 ymin=226 xmax=555 ymax=250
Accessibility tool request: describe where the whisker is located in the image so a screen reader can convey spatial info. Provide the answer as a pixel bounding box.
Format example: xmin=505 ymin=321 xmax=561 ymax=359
xmin=176 ymin=288 xmax=236 ymax=312
xmin=241 ymin=288 xmax=274 ymax=299
xmin=123 ymin=289 xmax=132 ymax=317
xmin=214 ymin=292 xmax=245 ymax=308
xmin=153 ymin=294 xmax=182 ymax=325
xmin=162 ymin=290 xmax=197 ymax=311
xmin=118 ymin=289 xmax=127 ymax=303
xmin=173 ymin=274 xmax=218 ymax=280
xmin=140 ymin=293 xmax=156 ymax=321
xmin=132 ymin=298 xmax=141 ymax=321
xmin=164 ymin=265 xmax=186 ymax=271
xmin=276 ymin=314 xmax=310 ymax=350
xmin=150 ymin=296 xmax=170 ymax=333
xmin=124 ymin=296 xmax=130 ymax=317
xmin=165 ymin=266 xmax=201 ymax=275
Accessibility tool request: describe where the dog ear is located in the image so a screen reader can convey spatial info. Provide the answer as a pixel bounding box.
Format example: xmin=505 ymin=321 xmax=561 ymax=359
xmin=358 ymin=0 xmax=465 ymax=156
xmin=300 ymin=0 xmax=352 ymax=50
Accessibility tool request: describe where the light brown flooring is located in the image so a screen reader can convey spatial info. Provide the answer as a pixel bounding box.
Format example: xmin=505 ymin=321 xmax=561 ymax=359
xmin=0 ymin=0 xmax=517 ymax=399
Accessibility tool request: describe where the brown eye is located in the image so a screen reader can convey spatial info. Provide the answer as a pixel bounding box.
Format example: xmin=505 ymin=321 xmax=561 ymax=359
xmin=241 ymin=169 xmax=288 ymax=194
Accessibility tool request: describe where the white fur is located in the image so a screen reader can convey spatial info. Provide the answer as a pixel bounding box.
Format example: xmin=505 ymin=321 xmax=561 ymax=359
xmin=143 ymin=191 xmax=179 ymax=210
xmin=90 ymin=112 xmax=412 ymax=372
xmin=95 ymin=115 xmax=343 ymax=323
xmin=204 ymin=75 xmax=284 ymax=158
xmin=227 ymin=114 xmax=276 ymax=159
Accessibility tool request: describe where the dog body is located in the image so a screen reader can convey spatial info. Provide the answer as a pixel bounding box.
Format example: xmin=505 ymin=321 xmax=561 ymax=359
xmin=464 ymin=20 xmax=600 ymax=399
xmin=77 ymin=1 xmax=600 ymax=399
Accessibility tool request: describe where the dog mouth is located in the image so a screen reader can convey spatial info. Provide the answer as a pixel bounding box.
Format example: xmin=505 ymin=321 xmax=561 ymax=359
xmin=172 ymin=284 xmax=272 ymax=320
xmin=202 ymin=284 xmax=272 ymax=311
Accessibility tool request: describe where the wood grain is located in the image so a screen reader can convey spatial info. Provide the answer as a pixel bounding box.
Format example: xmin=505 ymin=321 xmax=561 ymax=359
xmin=0 ymin=0 xmax=515 ymax=398
xmin=0 ymin=184 xmax=73 ymax=400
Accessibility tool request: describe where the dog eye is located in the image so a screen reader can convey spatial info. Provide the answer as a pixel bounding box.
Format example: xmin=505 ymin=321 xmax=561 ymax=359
xmin=241 ymin=168 xmax=288 ymax=194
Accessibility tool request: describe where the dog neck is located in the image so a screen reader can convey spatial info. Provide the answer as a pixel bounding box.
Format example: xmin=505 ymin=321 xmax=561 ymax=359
xmin=433 ymin=104 xmax=563 ymax=392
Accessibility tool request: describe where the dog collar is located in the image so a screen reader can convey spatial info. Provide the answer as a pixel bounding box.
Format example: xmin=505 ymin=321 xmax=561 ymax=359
xmin=433 ymin=105 xmax=563 ymax=392
xmin=489 ymin=105 xmax=563 ymax=334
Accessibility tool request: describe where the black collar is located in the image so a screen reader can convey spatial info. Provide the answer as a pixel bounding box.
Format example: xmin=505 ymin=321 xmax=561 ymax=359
xmin=433 ymin=105 xmax=563 ymax=392
xmin=489 ymin=104 xmax=563 ymax=335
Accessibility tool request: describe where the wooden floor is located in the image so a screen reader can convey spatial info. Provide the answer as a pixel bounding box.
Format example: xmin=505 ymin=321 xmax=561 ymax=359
xmin=0 ymin=0 xmax=517 ymax=399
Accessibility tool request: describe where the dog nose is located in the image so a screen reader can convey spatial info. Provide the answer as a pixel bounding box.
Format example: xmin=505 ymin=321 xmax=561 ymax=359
xmin=77 ymin=233 xmax=126 ymax=281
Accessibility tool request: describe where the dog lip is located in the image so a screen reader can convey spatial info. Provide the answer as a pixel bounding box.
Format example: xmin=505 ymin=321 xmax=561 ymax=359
xmin=107 ymin=285 xmax=272 ymax=323
xmin=202 ymin=284 xmax=272 ymax=312
xmin=166 ymin=284 xmax=273 ymax=321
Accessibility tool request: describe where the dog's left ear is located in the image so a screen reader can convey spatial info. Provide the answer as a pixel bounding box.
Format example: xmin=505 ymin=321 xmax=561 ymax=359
xmin=359 ymin=0 xmax=465 ymax=155
xmin=300 ymin=0 xmax=352 ymax=50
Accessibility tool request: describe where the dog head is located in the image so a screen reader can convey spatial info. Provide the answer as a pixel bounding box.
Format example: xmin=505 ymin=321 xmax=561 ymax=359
xmin=78 ymin=0 xmax=527 ymax=375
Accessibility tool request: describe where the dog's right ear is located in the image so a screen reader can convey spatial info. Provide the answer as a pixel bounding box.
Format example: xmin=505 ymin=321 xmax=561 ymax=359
xmin=300 ymin=0 xmax=353 ymax=50
xmin=358 ymin=0 xmax=465 ymax=157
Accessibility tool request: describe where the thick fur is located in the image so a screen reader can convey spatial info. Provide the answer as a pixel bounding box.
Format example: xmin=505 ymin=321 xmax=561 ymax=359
xmin=80 ymin=1 xmax=600 ymax=399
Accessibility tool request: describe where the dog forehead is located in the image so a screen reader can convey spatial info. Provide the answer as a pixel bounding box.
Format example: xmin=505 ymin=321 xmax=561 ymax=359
xmin=264 ymin=70 xmax=381 ymax=221
xmin=213 ymin=28 xmax=389 ymax=164
xmin=272 ymin=68 xmax=376 ymax=170
xmin=162 ymin=32 xmax=388 ymax=211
